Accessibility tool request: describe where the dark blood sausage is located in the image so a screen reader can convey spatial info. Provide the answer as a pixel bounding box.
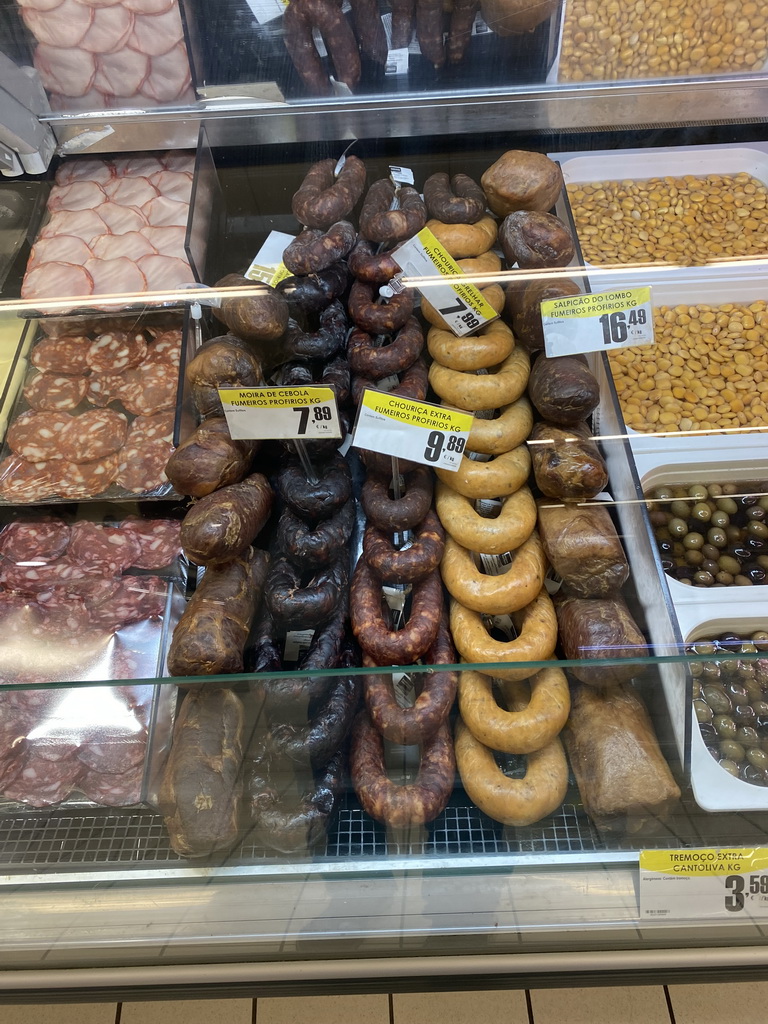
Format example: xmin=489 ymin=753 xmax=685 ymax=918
xmin=292 ymin=156 xmax=367 ymax=230
xmin=322 ymin=354 xmax=351 ymax=405
xmin=277 ymin=453 xmax=352 ymax=521
xmin=164 ymin=417 xmax=257 ymax=498
xmin=350 ymin=0 xmax=388 ymax=62
xmin=180 ymin=473 xmax=274 ymax=566
xmin=361 ymin=466 xmax=433 ymax=531
xmin=424 ymin=171 xmax=486 ymax=223
xmin=359 ymin=179 xmax=427 ymax=245
xmin=250 ymin=603 xmax=283 ymax=673
xmin=363 ymin=509 xmax=445 ymax=583
xmin=283 ymin=221 xmax=356 ymax=276
xmin=265 ymin=555 xmax=348 ymax=631
xmin=363 ymin=610 xmax=457 ymax=745
xmin=391 ymin=0 xmax=416 ymax=46
xmin=167 ymin=548 xmax=270 ymax=677
xmin=247 ymin=746 xmax=345 ymax=854
xmin=351 ymin=356 xmax=428 ymax=407
xmin=281 ymin=408 xmax=351 ymax=462
xmin=277 ymin=498 xmax=354 ymax=567
xmin=267 ymin=674 xmax=359 ymax=769
xmin=448 ymin=0 xmax=480 ymax=64
xmin=350 ymin=711 xmax=455 ymax=826
xmin=261 ymin=601 xmax=346 ymax=718
xmin=283 ymin=300 xmax=348 ymax=361
xmin=350 ymin=558 xmax=442 ymax=663
xmin=348 ymin=280 xmax=414 ymax=334
xmin=185 ymin=336 xmax=263 ymax=418
xmin=277 ymin=262 xmax=350 ymax=314
xmin=348 ymin=239 xmax=400 ymax=285
xmin=158 ymin=688 xmax=245 ymax=857
xmin=416 ymin=0 xmax=446 ymax=67
xmin=346 ymin=317 xmax=423 ymax=378
xmin=281 ymin=361 xmax=313 ymax=387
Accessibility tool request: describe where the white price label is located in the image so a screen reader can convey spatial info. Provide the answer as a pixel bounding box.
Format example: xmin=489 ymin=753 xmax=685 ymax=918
xmin=472 ymin=12 xmax=491 ymax=34
xmin=541 ymin=287 xmax=654 ymax=357
xmin=639 ymin=848 xmax=768 ymax=920
xmin=390 ymin=164 xmax=415 ymax=185
xmin=245 ymin=229 xmax=294 ymax=286
xmin=351 ymin=388 xmax=473 ymax=471
xmin=283 ymin=629 xmax=314 ymax=662
xmin=393 ymin=227 xmax=499 ymax=337
xmin=385 ymin=47 xmax=409 ymax=75
xmin=218 ymin=386 xmax=341 ymax=440
xmin=243 ymin=0 xmax=287 ymax=24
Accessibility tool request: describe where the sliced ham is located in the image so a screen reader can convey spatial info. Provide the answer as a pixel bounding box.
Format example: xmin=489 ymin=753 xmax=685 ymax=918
xmin=140 ymin=225 xmax=186 ymax=260
xmin=141 ymin=195 xmax=188 ymax=228
xmin=39 ymin=209 xmax=108 ymax=247
xmin=27 ymin=235 xmax=93 ymax=271
xmin=148 ymin=169 xmax=192 ymax=203
xmin=127 ymin=7 xmax=183 ymax=57
xmin=84 ymin=257 xmax=148 ymax=296
xmin=22 ymin=0 xmax=93 ymax=47
xmin=92 ymin=231 xmax=156 ymax=261
xmin=137 ymin=254 xmax=193 ymax=291
xmin=77 ymin=0 xmax=123 ymax=6
xmin=35 ymin=44 xmax=96 ymax=98
xmin=103 ymin=176 xmax=158 ymax=207
xmin=122 ymin=0 xmax=174 ymax=13
xmin=48 ymin=180 xmax=107 ymax=213
xmin=139 ymin=43 xmax=190 ymax=103
xmin=111 ymin=156 xmax=165 ymax=177
xmin=48 ymin=90 xmax=107 ymax=112
xmin=17 ymin=0 xmax=64 ymax=11
xmin=55 ymin=158 xmax=115 ymax=187
xmin=161 ymin=153 xmax=195 ymax=173
xmin=21 ymin=262 xmax=94 ymax=302
xmin=79 ymin=5 xmax=135 ymax=54
xmin=94 ymin=48 xmax=149 ymax=97
xmin=98 ymin=202 xmax=148 ymax=234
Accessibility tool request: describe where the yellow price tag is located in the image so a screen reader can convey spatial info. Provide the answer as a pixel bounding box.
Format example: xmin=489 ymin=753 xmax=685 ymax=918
xmin=218 ymin=386 xmax=340 ymax=440
xmin=639 ymin=846 xmax=768 ymax=920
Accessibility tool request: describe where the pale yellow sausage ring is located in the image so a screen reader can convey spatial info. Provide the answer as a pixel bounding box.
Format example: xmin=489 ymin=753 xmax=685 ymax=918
xmin=435 ymin=481 xmax=537 ymax=554
xmin=425 ymin=215 xmax=498 ymax=258
xmin=427 ymin=319 xmax=514 ymax=372
xmin=441 ymin=531 xmax=546 ymax=615
xmin=466 ymin=396 xmax=533 ymax=455
xmin=429 ymin=347 xmax=530 ymax=412
xmin=435 ymin=444 xmax=531 ymax=499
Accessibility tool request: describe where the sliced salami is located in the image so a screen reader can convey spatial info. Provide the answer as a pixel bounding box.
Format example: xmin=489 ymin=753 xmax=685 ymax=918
xmin=119 ymin=362 xmax=177 ymax=416
xmin=143 ymin=329 xmax=182 ymax=367
xmin=0 ymin=457 xmax=59 ymax=503
xmin=0 ymin=520 xmax=71 ymax=563
xmin=59 ymin=408 xmax=128 ymax=463
xmin=33 ymin=588 xmax=92 ymax=639
xmin=115 ymin=437 xmax=172 ymax=492
xmin=88 ymin=573 xmax=166 ymax=630
xmin=77 ymin=736 xmax=146 ymax=774
xmin=30 ymin=334 xmax=91 ymax=374
xmin=67 ymin=520 xmax=142 ymax=574
xmin=0 ymin=557 xmax=105 ymax=594
xmin=128 ymin=411 xmax=175 ymax=442
xmin=54 ymin=453 xmax=120 ymax=498
xmin=3 ymin=753 xmax=84 ymax=807
xmin=7 ymin=410 xmax=72 ymax=461
xmin=23 ymin=372 xmax=88 ymax=412
xmin=86 ymin=371 xmax=126 ymax=407
xmin=120 ymin=517 xmax=181 ymax=569
xmin=86 ymin=330 xmax=147 ymax=373
xmin=77 ymin=763 xmax=143 ymax=805
xmin=0 ymin=754 xmax=25 ymax=792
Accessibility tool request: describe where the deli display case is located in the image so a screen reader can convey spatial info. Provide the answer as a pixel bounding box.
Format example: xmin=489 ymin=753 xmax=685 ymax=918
xmin=0 ymin=0 xmax=768 ymax=1000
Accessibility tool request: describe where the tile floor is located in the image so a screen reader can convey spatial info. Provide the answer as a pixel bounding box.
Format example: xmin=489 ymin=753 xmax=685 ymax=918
xmin=2 ymin=982 xmax=767 ymax=1024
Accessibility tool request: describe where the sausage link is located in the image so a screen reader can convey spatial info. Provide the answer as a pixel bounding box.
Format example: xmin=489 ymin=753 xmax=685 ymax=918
xmin=284 ymin=299 xmax=348 ymax=360
xmin=180 ymin=473 xmax=274 ymax=567
xmin=423 ymin=172 xmax=486 ymax=224
xmin=322 ymin=354 xmax=351 ymax=405
xmin=359 ymin=179 xmax=427 ymax=245
xmin=302 ymin=0 xmax=361 ymax=90
xmin=266 ymin=555 xmax=348 ymax=631
xmin=363 ymin=609 xmax=457 ymax=744
xmin=350 ymin=0 xmax=388 ymax=62
xmin=251 ymin=603 xmax=283 ymax=674
xmin=447 ymin=0 xmax=480 ymax=63
xmin=348 ymin=279 xmax=414 ymax=334
xmin=415 ymin=0 xmax=446 ymax=67
xmin=283 ymin=0 xmax=333 ymax=98
xmin=346 ymin=317 xmax=423 ymax=378
xmin=277 ymin=262 xmax=350 ymax=315
xmin=350 ymin=558 xmax=442 ymax=663
xmin=283 ymin=221 xmax=357 ymax=276
xmin=391 ymin=0 xmax=415 ymax=46
xmin=277 ymin=452 xmax=352 ymax=521
xmin=348 ymin=239 xmax=400 ymax=284
xmin=361 ymin=465 xmax=433 ymax=531
xmin=268 ymin=674 xmax=360 ymax=769
xmin=277 ymin=498 xmax=355 ymax=567
xmin=351 ymin=355 xmax=428 ymax=406
xmin=363 ymin=509 xmax=445 ymax=583
xmin=350 ymin=711 xmax=455 ymax=826
xmin=292 ymin=156 xmax=367 ymax=230
xmin=281 ymin=361 xmax=314 ymax=387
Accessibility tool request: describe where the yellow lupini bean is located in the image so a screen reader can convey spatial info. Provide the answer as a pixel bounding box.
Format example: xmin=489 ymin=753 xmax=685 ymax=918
xmin=608 ymin=301 xmax=768 ymax=434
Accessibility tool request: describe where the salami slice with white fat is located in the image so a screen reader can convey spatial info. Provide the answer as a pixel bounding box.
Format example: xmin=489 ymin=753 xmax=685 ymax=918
xmin=3 ymin=753 xmax=84 ymax=807
xmin=22 ymin=0 xmax=93 ymax=47
xmin=127 ymin=410 xmax=175 ymax=441
xmin=87 ymin=331 xmax=147 ymax=373
xmin=78 ymin=764 xmax=143 ymax=805
xmin=127 ymin=6 xmax=183 ymax=56
xmin=55 ymin=453 xmax=120 ymax=497
xmin=67 ymin=520 xmax=142 ymax=574
xmin=120 ymin=517 xmax=181 ymax=569
xmin=58 ymin=408 xmax=128 ymax=463
xmin=119 ymin=362 xmax=177 ymax=415
xmin=0 ymin=557 xmax=105 ymax=593
xmin=0 ymin=457 xmax=59 ymax=503
xmin=0 ymin=520 xmax=71 ymax=563
xmin=84 ymin=257 xmax=148 ymax=298
xmin=115 ymin=438 xmax=172 ymax=493
xmin=33 ymin=590 xmax=91 ymax=640
xmin=88 ymin=573 xmax=166 ymax=631
xmin=98 ymin=202 xmax=148 ymax=235
xmin=86 ymin=371 xmax=127 ymax=407
xmin=7 ymin=410 xmax=72 ymax=461
xmin=27 ymin=235 xmax=93 ymax=271
xmin=0 ymin=755 xmax=25 ymax=793
xmin=103 ymin=175 xmax=158 ymax=208
xmin=23 ymin=372 xmax=88 ymax=412
xmin=48 ymin=181 xmax=107 ymax=213
xmin=21 ymin=262 xmax=94 ymax=303
xmin=143 ymin=330 xmax=182 ymax=367
xmin=79 ymin=3 xmax=135 ymax=53
xmin=31 ymin=335 xmax=91 ymax=374
xmin=91 ymin=231 xmax=156 ymax=262
xmin=35 ymin=44 xmax=97 ymax=98
xmin=77 ymin=738 xmax=146 ymax=774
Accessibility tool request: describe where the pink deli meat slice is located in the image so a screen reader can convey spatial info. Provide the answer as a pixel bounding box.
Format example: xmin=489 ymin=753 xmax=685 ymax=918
xmin=140 ymin=43 xmax=191 ymax=103
xmin=78 ymin=0 xmax=124 ymax=7
xmin=39 ymin=208 xmax=107 ymax=246
xmin=162 ymin=153 xmax=195 ymax=173
xmin=148 ymin=170 xmax=192 ymax=203
xmin=0 ymin=519 xmax=71 ymax=563
xmin=84 ymin=257 xmax=148 ymax=297
xmin=27 ymin=235 xmax=93 ymax=271
xmin=111 ymin=156 xmax=165 ymax=178
xmin=127 ymin=7 xmax=184 ymax=57
xmin=35 ymin=44 xmax=97 ymax=97
xmin=22 ymin=0 xmax=93 ymax=47
xmin=139 ymin=225 xmax=186 ymax=261
xmin=67 ymin=521 xmax=142 ymax=574
xmin=141 ymin=195 xmax=188 ymax=228
xmin=48 ymin=90 xmax=108 ymax=113
xmin=23 ymin=372 xmax=89 ymax=412
xmin=55 ymin=158 xmax=114 ymax=187
xmin=98 ymin=202 xmax=148 ymax=235
xmin=48 ymin=180 xmax=107 ymax=213
xmin=103 ymin=176 xmax=158 ymax=207
xmin=17 ymin=0 xmax=65 ymax=11
xmin=137 ymin=254 xmax=193 ymax=292
xmin=120 ymin=517 xmax=181 ymax=569
xmin=122 ymin=0 xmax=174 ymax=13
xmin=21 ymin=262 xmax=94 ymax=304
xmin=79 ymin=4 xmax=135 ymax=54
xmin=94 ymin=48 xmax=150 ymax=97
xmin=91 ymin=231 xmax=156 ymax=261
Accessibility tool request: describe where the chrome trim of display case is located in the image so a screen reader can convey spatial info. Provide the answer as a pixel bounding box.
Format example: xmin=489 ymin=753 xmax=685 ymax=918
xmin=43 ymin=77 xmax=768 ymax=151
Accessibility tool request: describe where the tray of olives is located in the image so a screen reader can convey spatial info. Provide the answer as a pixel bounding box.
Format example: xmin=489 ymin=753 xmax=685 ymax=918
xmin=688 ymin=627 xmax=768 ymax=811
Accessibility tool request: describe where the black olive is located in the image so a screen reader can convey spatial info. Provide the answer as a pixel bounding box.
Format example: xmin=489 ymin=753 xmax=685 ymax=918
xmin=675 ymin=565 xmax=695 ymax=580
xmin=661 ymin=558 xmax=675 ymax=572
xmin=746 ymin=566 xmax=767 ymax=584
xmin=732 ymin=546 xmax=753 ymax=562
xmin=727 ymin=682 xmax=749 ymax=701
xmin=657 ymin=538 xmax=674 ymax=555
xmin=734 ymin=704 xmax=758 ymax=726
xmin=741 ymin=764 xmax=768 ymax=786
xmin=699 ymin=722 xmax=718 ymax=743
xmin=747 ymin=537 xmax=767 ymax=553
xmin=747 ymin=506 xmax=766 ymax=522
xmin=741 ymin=494 xmax=759 ymax=508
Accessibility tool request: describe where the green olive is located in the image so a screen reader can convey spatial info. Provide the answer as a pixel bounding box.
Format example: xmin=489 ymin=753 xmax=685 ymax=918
xmin=748 ymin=747 xmax=768 ymax=769
xmin=717 ymin=497 xmax=739 ymax=515
xmin=714 ymin=714 xmax=737 ymax=739
xmin=670 ymin=500 xmax=691 ymax=518
xmin=694 ymin=698 xmax=713 ymax=723
xmin=723 ymin=483 xmax=737 ymax=495
xmin=720 ymin=739 xmax=746 ymax=762
xmin=737 ymin=725 xmax=760 ymax=746
xmin=758 ymin=495 xmax=768 ymax=511
xmin=703 ymin=686 xmax=732 ymax=714
xmin=726 ymin=525 xmax=743 ymax=543
xmin=716 ymin=571 xmax=735 ymax=585
xmin=654 ymin=486 xmax=674 ymax=501
xmin=718 ymin=555 xmax=742 ymax=575
xmin=710 ymin=510 xmax=730 ymax=529
xmin=719 ymin=758 xmax=740 ymax=777
xmin=693 ymin=570 xmax=715 ymax=586
xmin=708 ymin=483 xmax=724 ymax=497
xmin=686 ymin=549 xmax=705 ymax=566
xmin=702 ymin=543 xmax=720 ymax=560
xmin=689 ymin=484 xmax=709 ymax=500
xmin=693 ymin=642 xmax=718 ymax=657
xmin=751 ymin=631 xmax=768 ymax=651
xmin=735 ymin=574 xmax=754 ymax=586
xmin=683 ymin=532 xmax=705 ymax=551
xmin=669 ymin=517 xmax=689 ymax=537
xmin=707 ymin=527 xmax=727 ymax=548
xmin=757 ymin=556 xmax=768 ymax=570
xmin=691 ymin=502 xmax=712 ymax=523
xmin=672 ymin=541 xmax=686 ymax=557
xmin=748 ymin=522 xmax=768 ymax=540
